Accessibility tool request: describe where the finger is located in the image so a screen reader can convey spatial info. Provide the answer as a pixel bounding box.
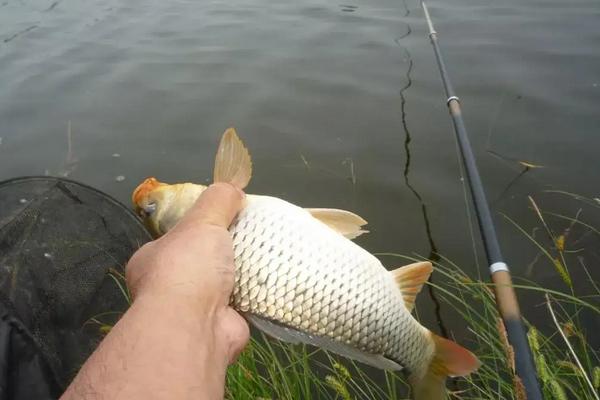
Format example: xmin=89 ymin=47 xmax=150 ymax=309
xmin=178 ymin=182 xmax=244 ymax=230
xmin=223 ymin=308 xmax=250 ymax=364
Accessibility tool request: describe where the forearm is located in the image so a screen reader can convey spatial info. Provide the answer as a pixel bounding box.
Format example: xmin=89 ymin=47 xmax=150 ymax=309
xmin=63 ymin=183 xmax=249 ymax=399
xmin=61 ymin=296 xmax=229 ymax=400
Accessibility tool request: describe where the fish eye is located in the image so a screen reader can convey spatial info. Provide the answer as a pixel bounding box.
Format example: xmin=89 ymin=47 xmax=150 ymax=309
xmin=144 ymin=202 xmax=157 ymax=215
xmin=137 ymin=202 xmax=157 ymax=218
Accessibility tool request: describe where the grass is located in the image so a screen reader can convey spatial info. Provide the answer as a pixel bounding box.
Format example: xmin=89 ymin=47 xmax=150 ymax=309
xmin=222 ymin=258 xmax=598 ymax=399
xmin=97 ymin=191 xmax=600 ymax=399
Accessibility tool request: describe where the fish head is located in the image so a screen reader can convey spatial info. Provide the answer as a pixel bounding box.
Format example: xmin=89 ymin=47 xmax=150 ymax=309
xmin=132 ymin=178 xmax=208 ymax=237
xmin=132 ymin=177 xmax=170 ymax=236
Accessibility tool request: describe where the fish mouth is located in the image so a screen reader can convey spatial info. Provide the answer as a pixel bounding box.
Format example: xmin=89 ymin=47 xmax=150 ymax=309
xmin=132 ymin=177 xmax=164 ymax=207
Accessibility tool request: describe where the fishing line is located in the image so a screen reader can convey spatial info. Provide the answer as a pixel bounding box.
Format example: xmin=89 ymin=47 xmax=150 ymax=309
xmin=485 ymin=93 xmax=543 ymax=203
xmin=454 ymin=126 xmax=483 ymax=276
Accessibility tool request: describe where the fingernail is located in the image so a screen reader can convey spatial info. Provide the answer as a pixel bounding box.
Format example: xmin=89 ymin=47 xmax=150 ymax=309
xmin=236 ymin=187 xmax=246 ymax=199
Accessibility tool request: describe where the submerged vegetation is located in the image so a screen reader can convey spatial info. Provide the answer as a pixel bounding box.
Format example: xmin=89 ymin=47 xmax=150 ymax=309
xmin=101 ymin=191 xmax=599 ymax=399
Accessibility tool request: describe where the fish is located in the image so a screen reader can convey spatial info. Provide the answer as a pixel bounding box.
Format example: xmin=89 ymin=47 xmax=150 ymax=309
xmin=132 ymin=128 xmax=479 ymax=399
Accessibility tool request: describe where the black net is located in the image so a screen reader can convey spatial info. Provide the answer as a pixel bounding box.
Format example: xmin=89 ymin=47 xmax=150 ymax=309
xmin=0 ymin=177 xmax=151 ymax=394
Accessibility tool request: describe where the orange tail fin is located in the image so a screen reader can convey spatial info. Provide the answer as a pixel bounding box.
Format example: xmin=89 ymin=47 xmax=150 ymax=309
xmin=411 ymin=332 xmax=480 ymax=400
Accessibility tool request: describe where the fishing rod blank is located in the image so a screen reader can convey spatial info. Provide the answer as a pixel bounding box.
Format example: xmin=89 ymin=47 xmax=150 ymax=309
xmin=420 ymin=2 xmax=543 ymax=399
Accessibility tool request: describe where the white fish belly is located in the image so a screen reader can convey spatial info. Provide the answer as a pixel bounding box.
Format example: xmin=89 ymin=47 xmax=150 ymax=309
xmin=230 ymin=195 xmax=433 ymax=372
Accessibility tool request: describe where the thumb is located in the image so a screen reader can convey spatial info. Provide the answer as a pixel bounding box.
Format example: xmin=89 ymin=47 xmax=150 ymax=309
xmin=174 ymin=182 xmax=245 ymax=232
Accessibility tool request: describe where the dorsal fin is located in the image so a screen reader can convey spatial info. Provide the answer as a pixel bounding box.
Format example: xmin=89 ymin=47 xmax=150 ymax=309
xmin=306 ymin=208 xmax=368 ymax=239
xmin=390 ymin=262 xmax=433 ymax=312
xmin=213 ymin=127 xmax=253 ymax=189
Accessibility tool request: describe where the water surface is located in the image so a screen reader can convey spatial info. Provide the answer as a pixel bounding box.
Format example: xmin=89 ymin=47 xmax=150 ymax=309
xmin=1 ymin=0 xmax=599 ymax=352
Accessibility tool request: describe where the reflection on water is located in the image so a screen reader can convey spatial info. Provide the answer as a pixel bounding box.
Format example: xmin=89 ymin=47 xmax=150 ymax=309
xmin=3 ymin=24 xmax=37 ymax=43
xmin=394 ymin=2 xmax=449 ymax=339
xmin=339 ymin=4 xmax=358 ymax=13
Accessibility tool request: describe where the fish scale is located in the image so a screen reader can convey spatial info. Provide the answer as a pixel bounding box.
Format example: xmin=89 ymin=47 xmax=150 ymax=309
xmin=229 ymin=193 xmax=434 ymax=374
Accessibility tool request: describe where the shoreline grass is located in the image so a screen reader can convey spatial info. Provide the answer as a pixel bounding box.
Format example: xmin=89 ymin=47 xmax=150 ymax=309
xmin=224 ymin=255 xmax=598 ymax=399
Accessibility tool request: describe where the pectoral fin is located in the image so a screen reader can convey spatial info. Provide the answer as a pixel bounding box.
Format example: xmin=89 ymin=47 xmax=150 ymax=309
xmin=245 ymin=314 xmax=403 ymax=371
xmin=390 ymin=262 xmax=433 ymax=312
xmin=213 ymin=127 xmax=253 ymax=189
xmin=306 ymin=208 xmax=368 ymax=239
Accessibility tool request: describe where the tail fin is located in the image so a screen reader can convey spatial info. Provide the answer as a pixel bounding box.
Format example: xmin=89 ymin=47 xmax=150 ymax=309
xmin=411 ymin=332 xmax=480 ymax=400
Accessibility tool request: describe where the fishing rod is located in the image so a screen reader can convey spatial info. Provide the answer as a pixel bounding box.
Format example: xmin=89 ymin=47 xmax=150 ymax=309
xmin=420 ymin=2 xmax=543 ymax=399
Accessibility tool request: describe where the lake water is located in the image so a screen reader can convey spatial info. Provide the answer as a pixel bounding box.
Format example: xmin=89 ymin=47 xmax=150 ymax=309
xmin=1 ymin=0 xmax=599 ymax=356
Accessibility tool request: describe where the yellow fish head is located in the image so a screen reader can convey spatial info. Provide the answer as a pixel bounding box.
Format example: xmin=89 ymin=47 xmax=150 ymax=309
xmin=132 ymin=177 xmax=208 ymax=237
xmin=132 ymin=177 xmax=171 ymax=237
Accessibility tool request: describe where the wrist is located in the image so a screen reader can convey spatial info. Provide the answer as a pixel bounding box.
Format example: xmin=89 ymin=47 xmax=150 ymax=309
xmin=130 ymin=280 xmax=222 ymax=316
xmin=129 ymin=293 xmax=232 ymax=361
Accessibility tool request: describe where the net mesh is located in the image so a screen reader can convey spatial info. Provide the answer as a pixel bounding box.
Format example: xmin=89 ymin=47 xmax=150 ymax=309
xmin=0 ymin=177 xmax=151 ymax=390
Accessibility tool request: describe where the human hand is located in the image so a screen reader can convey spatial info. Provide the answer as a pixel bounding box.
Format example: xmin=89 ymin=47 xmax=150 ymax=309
xmin=125 ymin=182 xmax=250 ymax=364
